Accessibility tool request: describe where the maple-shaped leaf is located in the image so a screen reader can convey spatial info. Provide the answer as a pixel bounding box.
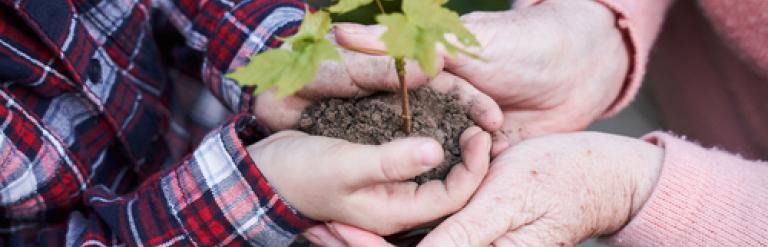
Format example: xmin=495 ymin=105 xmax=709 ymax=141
xmin=377 ymin=0 xmax=480 ymax=76
xmin=227 ymin=10 xmax=341 ymax=97
xmin=328 ymin=0 xmax=373 ymax=14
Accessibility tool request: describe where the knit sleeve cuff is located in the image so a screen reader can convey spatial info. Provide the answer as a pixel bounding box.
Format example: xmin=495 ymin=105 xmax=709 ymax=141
xmin=605 ymin=132 xmax=768 ymax=246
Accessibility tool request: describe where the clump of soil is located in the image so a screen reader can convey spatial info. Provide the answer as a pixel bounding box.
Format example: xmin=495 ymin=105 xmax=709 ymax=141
xmin=298 ymin=88 xmax=473 ymax=183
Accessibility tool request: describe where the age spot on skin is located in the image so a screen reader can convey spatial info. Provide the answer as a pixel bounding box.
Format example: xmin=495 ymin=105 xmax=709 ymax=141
xmin=530 ymin=170 xmax=538 ymax=176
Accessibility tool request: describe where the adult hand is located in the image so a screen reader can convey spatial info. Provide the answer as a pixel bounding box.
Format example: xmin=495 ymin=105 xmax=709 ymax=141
xmin=246 ymin=126 xmax=492 ymax=236
xmin=417 ymin=132 xmax=663 ymax=246
xmin=335 ymin=0 xmax=629 ymax=151
xmin=253 ymin=47 xmax=503 ymax=133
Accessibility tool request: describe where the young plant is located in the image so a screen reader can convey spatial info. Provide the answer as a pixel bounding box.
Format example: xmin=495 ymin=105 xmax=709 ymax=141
xmin=228 ymin=0 xmax=479 ymax=135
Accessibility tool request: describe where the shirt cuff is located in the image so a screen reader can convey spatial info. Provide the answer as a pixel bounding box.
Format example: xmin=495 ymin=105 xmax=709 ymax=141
xmin=85 ymin=114 xmax=314 ymax=246
xmin=203 ymin=1 xmax=305 ymax=113
xmin=605 ymin=132 xmax=768 ymax=246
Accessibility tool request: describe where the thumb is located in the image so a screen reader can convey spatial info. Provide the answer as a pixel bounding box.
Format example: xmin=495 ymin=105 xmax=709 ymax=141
xmin=334 ymin=23 xmax=388 ymax=55
xmin=417 ymin=199 xmax=510 ymax=247
xmin=334 ymin=23 xmax=440 ymax=83
xmin=345 ymin=137 xmax=444 ymax=187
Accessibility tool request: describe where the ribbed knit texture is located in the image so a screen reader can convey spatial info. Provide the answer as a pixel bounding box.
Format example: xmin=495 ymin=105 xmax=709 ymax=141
xmin=607 ymin=132 xmax=768 ymax=246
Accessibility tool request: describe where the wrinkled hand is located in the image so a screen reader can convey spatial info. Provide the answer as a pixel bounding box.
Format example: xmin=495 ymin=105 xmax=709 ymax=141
xmin=336 ymin=0 xmax=628 ymax=149
xmin=253 ymin=47 xmax=503 ymax=132
xmin=246 ymin=127 xmax=492 ymax=235
xmin=417 ymin=132 xmax=663 ymax=246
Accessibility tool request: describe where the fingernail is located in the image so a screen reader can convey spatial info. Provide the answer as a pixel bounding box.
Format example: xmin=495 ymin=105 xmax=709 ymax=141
xmin=417 ymin=141 xmax=442 ymax=167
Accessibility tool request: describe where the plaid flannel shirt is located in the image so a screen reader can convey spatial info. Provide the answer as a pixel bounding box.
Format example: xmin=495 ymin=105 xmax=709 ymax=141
xmin=0 ymin=0 xmax=315 ymax=246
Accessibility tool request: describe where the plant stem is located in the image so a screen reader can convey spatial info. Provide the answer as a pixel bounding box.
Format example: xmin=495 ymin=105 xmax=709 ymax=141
xmin=374 ymin=0 xmax=386 ymax=14
xmin=373 ymin=0 xmax=412 ymax=135
xmin=395 ymin=57 xmax=412 ymax=135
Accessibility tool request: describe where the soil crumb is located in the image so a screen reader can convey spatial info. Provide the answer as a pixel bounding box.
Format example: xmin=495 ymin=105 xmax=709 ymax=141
xmin=298 ymin=88 xmax=473 ymax=183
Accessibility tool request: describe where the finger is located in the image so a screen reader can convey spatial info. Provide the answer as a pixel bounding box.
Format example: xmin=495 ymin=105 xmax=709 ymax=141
xmin=459 ymin=126 xmax=483 ymax=148
xmin=296 ymin=58 xmax=362 ymax=100
xmin=334 ymin=23 xmax=388 ymax=55
xmin=335 ymin=23 xmax=454 ymax=67
xmin=253 ymin=90 xmax=311 ymax=130
xmin=419 ymin=152 xmax=547 ymax=247
xmin=417 ymin=193 xmax=511 ymax=247
xmin=491 ymin=131 xmax=511 ymax=157
xmin=334 ymin=23 xmax=441 ymax=81
xmin=499 ymin=108 xmax=593 ymax=145
xmin=297 ymin=49 xmax=433 ymax=100
xmin=304 ymin=225 xmax=348 ymax=247
xmin=344 ymin=137 xmax=444 ymax=187
xmin=439 ymin=128 xmax=491 ymax=200
xmin=341 ymin=49 xmax=433 ymax=92
xmin=328 ymin=222 xmax=395 ymax=247
xmin=361 ymin=129 xmax=492 ymax=231
xmin=429 ymin=72 xmax=503 ymax=132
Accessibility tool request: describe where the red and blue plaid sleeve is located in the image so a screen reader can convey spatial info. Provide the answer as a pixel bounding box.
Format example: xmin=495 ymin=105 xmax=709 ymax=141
xmin=0 ymin=110 xmax=314 ymax=246
xmin=0 ymin=115 xmax=312 ymax=246
xmin=156 ymin=0 xmax=305 ymax=114
xmin=81 ymin=114 xmax=314 ymax=246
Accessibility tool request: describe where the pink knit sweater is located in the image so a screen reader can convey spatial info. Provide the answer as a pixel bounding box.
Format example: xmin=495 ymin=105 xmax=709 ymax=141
xmin=591 ymin=0 xmax=768 ymax=245
xmin=518 ymin=0 xmax=768 ymax=245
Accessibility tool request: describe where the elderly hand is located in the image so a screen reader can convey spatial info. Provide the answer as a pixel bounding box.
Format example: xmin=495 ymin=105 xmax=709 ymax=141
xmin=253 ymin=48 xmax=503 ymax=133
xmin=335 ymin=0 xmax=629 ymax=151
xmin=417 ymin=132 xmax=663 ymax=246
xmin=246 ymin=127 xmax=491 ymax=235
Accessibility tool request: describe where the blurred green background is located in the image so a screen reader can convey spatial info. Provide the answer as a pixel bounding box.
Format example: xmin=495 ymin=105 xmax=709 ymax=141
xmin=307 ymin=0 xmax=511 ymax=24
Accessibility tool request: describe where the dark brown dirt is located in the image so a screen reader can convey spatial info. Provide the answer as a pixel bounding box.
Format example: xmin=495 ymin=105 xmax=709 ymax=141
xmin=298 ymin=88 xmax=473 ymax=183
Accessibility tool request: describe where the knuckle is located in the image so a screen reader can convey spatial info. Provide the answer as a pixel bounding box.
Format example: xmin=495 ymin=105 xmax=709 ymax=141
xmin=378 ymin=158 xmax=404 ymax=181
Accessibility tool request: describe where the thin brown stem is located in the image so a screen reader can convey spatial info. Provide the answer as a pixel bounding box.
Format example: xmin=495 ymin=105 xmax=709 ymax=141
xmin=396 ymin=57 xmax=412 ymax=135
xmin=373 ymin=0 xmax=411 ymax=135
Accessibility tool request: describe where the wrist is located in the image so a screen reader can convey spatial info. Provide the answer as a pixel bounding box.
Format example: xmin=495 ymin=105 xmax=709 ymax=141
xmin=582 ymin=136 xmax=663 ymax=237
xmin=604 ymin=140 xmax=664 ymax=234
xmin=628 ymin=141 xmax=664 ymax=218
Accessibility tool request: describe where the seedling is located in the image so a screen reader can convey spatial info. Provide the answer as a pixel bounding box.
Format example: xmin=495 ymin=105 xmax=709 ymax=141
xmin=228 ymin=0 xmax=480 ymax=135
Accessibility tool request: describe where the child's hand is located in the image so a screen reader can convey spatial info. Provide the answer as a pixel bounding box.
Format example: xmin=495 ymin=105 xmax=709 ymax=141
xmin=246 ymin=126 xmax=492 ymax=235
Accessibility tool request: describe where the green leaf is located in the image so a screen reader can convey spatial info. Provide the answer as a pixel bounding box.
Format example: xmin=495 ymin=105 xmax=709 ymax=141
xmin=282 ymin=10 xmax=333 ymax=51
xmin=328 ymin=0 xmax=373 ymax=14
xmin=227 ymin=10 xmax=341 ymax=98
xmin=376 ymin=0 xmax=480 ymax=76
xmin=403 ymin=0 xmax=479 ymax=48
xmin=274 ymin=39 xmax=341 ymax=97
xmin=227 ymin=49 xmax=293 ymax=91
xmin=376 ymin=14 xmax=417 ymax=58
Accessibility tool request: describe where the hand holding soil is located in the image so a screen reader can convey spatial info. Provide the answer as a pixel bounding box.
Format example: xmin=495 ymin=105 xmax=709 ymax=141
xmin=252 ymin=52 xmax=503 ymax=135
xmin=335 ymin=0 xmax=629 ymax=147
xmin=246 ymin=126 xmax=492 ymax=236
xmin=299 ymin=87 xmax=475 ymax=183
